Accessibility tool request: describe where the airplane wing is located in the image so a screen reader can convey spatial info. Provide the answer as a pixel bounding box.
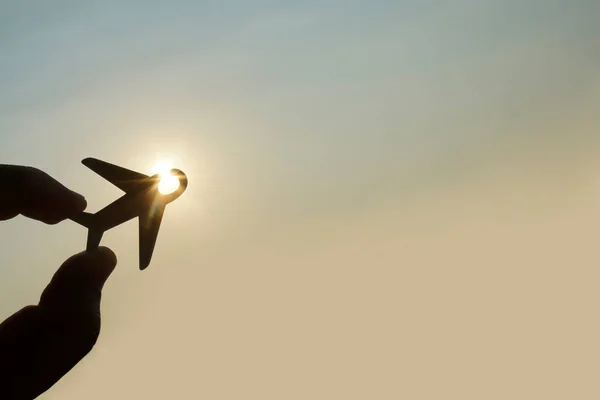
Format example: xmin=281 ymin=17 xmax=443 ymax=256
xmin=82 ymin=158 xmax=150 ymax=193
xmin=139 ymin=204 xmax=165 ymax=270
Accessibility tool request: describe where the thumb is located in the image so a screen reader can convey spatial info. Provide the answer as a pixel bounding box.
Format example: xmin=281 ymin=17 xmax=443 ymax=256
xmin=0 ymin=248 xmax=117 ymax=399
xmin=40 ymin=247 xmax=117 ymax=311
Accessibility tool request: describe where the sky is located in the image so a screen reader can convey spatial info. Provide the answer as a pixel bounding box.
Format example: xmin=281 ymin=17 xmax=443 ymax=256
xmin=0 ymin=0 xmax=600 ymax=398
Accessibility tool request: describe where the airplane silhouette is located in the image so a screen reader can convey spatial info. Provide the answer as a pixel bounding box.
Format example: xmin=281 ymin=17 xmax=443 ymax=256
xmin=69 ymin=158 xmax=188 ymax=270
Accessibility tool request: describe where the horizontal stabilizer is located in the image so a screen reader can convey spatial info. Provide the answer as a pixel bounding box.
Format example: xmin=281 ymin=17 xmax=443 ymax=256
xmin=86 ymin=229 xmax=104 ymax=251
xmin=70 ymin=211 xmax=95 ymax=228
xmin=70 ymin=212 xmax=104 ymax=251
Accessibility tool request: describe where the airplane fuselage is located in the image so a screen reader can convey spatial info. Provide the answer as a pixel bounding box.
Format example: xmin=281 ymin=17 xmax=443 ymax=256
xmin=93 ymin=173 xmax=183 ymax=231
xmin=93 ymin=190 xmax=153 ymax=231
xmin=69 ymin=159 xmax=188 ymax=269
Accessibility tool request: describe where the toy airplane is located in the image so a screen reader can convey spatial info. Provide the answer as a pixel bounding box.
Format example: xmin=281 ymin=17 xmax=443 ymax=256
xmin=69 ymin=158 xmax=188 ymax=270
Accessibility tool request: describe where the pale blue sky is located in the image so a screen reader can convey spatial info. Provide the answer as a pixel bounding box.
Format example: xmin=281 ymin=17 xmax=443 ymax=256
xmin=1 ymin=1 xmax=598 ymax=209
xmin=1 ymin=1 xmax=600 ymax=398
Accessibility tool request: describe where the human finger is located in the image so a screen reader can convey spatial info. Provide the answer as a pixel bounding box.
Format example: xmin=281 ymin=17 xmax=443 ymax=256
xmin=0 ymin=247 xmax=117 ymax=399
xmin=0 ymin=164 xmax=87 ymax=224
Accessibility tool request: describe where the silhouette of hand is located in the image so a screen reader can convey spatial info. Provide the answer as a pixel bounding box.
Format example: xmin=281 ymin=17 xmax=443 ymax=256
xmin=0 ymin=164 xmax=116 ymax=399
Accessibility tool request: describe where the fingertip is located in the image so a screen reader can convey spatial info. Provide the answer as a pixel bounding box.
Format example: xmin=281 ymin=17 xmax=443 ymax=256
xmin=40 ymin=193 xmax=86 ymax=224
xmin=72 ymin=193 xmax=87 ymax=212
xmin=85 ymin=247 xmax=117 ymax=287
xmin=39 ymin=247 xmax=118 ymax=309
xmin=60 ymin=191 xmax=87 ymax=219
xmin=68 ymin=246 xmax=117 ymax=266
xmin=41 ymin=215 xmax=66 ymax=225
xmin=76 ymin=247 xmax=117 ymax=281
xmin=93 ymin=246 xmax=118 ymax=268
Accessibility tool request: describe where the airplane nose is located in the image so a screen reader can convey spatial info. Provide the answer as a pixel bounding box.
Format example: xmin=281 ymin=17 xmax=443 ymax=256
xmin=171 ymin=169 xmax=188 ymax=191
xmin=156 ymin=169 xmax=187 ymax=202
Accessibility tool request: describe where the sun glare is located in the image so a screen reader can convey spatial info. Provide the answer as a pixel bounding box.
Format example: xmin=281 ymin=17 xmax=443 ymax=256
xmin=152 ymin=161 xmax=180 ymax=195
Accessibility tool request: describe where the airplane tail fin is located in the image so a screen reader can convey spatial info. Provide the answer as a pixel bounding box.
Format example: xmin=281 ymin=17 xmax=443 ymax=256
xmin=70 ymin=212 xmax=105 ymax=251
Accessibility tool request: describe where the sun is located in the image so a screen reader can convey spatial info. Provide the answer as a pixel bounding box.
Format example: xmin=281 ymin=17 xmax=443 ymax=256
xmin=152 ymin=161 xmax=180 ymax=195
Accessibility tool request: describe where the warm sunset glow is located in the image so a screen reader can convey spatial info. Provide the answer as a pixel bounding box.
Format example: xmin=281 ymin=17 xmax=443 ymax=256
xmin=152 ymin=161 xmax=180 ymax=195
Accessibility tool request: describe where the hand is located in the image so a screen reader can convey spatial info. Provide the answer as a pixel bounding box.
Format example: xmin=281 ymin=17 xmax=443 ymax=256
xmin=0 ymin=164 xmax=117 ymax=399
